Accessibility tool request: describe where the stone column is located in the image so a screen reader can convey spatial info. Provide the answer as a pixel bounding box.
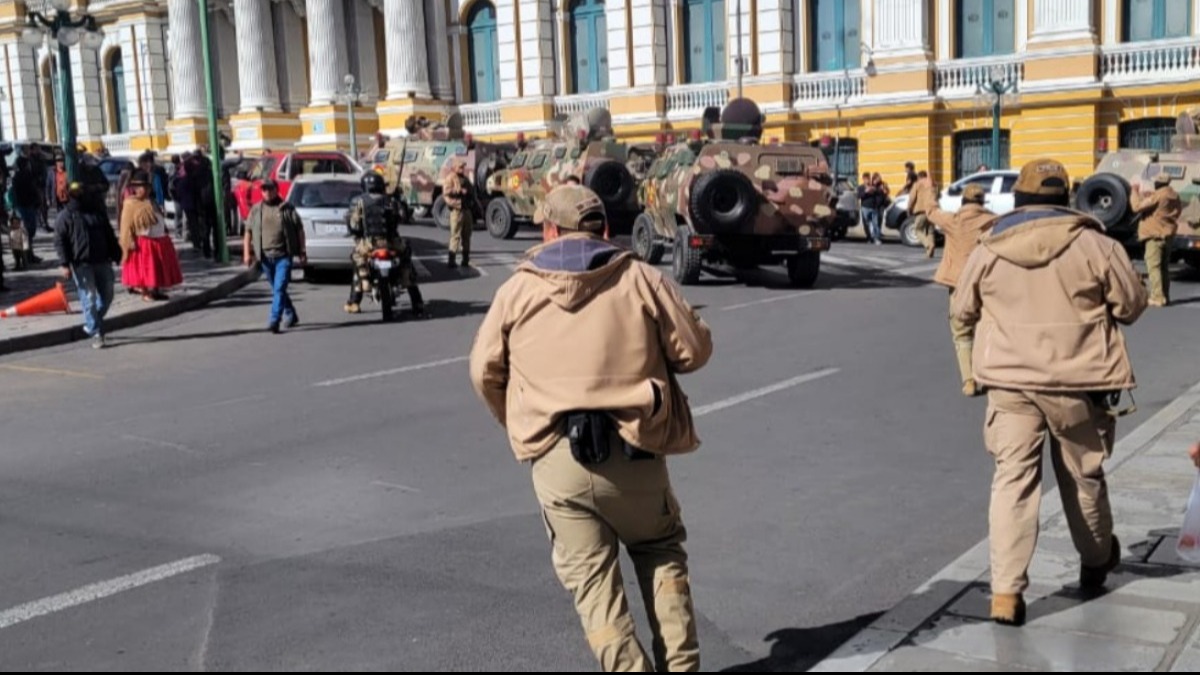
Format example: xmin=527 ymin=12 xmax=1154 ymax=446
xmin=0 ymin=39 xmax=46 ymax=142
xmin=1030 ymin=0 xmax=1096 ymax=43
xmin=426 ymin=0 xmax=454 ymax=100
xmin=69 ymin=43 xmax=104 ymax=146
xmin=167 ymin=0 xmax=205 ymax=118
xmin=234 ymin=0 xmax=282 ymax=113
xmin=304 ymin=0 xmax=350 ymax=106
xmin=872 ymin=0 xmax=929 ymax=58
xmin=384 ymin=0 xmax=431 ymax=99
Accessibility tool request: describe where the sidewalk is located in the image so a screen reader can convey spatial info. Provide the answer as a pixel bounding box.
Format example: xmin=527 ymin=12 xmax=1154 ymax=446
xmin=816 ymin=381 xmax=1200 ymax=672
xmin=1 ymin=234 xmax=256 ymax=357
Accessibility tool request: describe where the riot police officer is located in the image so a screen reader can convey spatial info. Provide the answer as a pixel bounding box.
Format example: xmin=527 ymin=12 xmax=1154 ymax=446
xmin=344 ymin=172 xmax=427 ymax=317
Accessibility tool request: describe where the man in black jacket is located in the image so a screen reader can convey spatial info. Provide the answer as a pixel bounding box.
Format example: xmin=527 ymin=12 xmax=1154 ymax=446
xmin=54 ymin=182 xmax=121 ymax=349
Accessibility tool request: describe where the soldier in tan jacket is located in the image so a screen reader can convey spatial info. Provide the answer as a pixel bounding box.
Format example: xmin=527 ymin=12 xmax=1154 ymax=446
xmin=470 ymin=185 xmax=712 ymax=672
xmin=907 ymin=170 xmax=940 ymax=258
xmin=443 ymin=159 xmax=473 ymax=268
xmin=952 ymin=159 xmax=1147 ymax=627
xmin=927 ymin=183 xmax=995 ymax=396
xmin=1131 ymin=172 xmax=1181 ymax=307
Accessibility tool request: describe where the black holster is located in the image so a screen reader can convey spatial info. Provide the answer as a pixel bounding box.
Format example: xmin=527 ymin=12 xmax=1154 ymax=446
xmin=565 ymin=411 xmax=656 ymax=465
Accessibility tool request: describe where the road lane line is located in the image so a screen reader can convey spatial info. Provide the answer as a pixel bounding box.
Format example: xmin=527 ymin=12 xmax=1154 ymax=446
xmin=0 ymin=364 xmax=104 ymax=380
xmin=312 ymin=355 xmax=469 ymax=388
xmin=693 ymin=368 xmax=839 ymax=417
xmin=0 ymin=555 xmax=221 ymax=631
xmin=371 ymin=480 xmax=422 ymax=494
xmin=721 ymin=291 xmax=819 ymax=311
xmin=121 ymin=434 xmax=199 ymax=455
xmin=890 ymin=262 xmax=939 ymax=277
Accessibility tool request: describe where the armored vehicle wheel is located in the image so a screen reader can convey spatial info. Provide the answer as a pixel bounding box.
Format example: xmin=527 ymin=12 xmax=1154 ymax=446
xmin=432 ymin=196 xmax=451 ymax=230
xmin=672 ymin=225 xmax=703 ymax=285
xmin=688 ymin=169 xmax=759 ymax=234
xmin=584 ymin=160 xmax=635 ymax=210
xmin=486 ymin=197 xmax=520 ymax=240
xmin=787 ymin=252 xmax=820 ymax=288
xmin=1076 ymin=174 xmax=1131 ymax=230
xmin=899 ymin=217 xmax=922 ymax=248
xmin=632 ymin=213 xmax=665 ymax=265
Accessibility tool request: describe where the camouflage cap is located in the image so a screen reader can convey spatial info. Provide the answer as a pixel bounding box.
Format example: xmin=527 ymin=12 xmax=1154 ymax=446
xmin=534 ymin=185 xmax=606 ymax=231
xmin=961 ymin=183 xmax=986 ymax=204
xmin=1014 ymin=159 xmax=1070 ymax=197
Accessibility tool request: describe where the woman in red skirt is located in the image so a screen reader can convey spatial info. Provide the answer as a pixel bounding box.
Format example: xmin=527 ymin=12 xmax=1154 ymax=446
xmin=119 ymin=171 xmax=182 ymax=301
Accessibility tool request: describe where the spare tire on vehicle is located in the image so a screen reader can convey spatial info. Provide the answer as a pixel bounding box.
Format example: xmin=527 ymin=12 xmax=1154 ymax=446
xmin=687 ymin=169 xmax=759 ymax=234
xmin=1075 ymin=173 xmax=1131 ymax=230
xmin=583 ymin=160 xmax=635 ymax=210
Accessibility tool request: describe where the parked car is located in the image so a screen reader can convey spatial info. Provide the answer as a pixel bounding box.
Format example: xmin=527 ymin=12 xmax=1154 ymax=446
xmin=885 ymin=170 xmax=1019 ymax=247
xmin=288 ymin=174 xmax=364 ymax=273
xmin=232 ymin=151 xmax=362 ymax=223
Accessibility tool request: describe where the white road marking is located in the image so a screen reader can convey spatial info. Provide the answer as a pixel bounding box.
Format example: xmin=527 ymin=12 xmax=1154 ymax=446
xmin=121 ymin=434 xmax=198 ymax=455
xmin=820 ymin=253 xmax=854 ymax=267
xmin=312 ymin=355 xmax=469 ymax=388
xmin=692 ymin=368 xmax=840 ymax=417
xmin=858 ymin=255 xmax=903 ymax=267
xmin=721 ymin=291 xmax=818 ymax=311
xmin=890 ymin=262 xmax=939 ymax=277
xmin=371 ymin=480 xmax=422 ymax=494
xmin=0 ymin=555 xmax=220 ymax=631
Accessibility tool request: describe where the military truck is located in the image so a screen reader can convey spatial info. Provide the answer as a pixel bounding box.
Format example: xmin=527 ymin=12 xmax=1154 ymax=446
xmin=482 ymin=108 xmax=643 ymax=239
xmin=376 ymin=114 xmax=515 ymax=228
xmin=1076 ymin=110 xmax=1200 ymax=269
xmin=632 ymin=98 xmax=836 ymax=287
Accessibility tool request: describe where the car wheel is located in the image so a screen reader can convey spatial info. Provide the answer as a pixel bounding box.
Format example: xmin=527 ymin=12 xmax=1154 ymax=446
xmin=899 ymin=217 xmax=922 ymax=248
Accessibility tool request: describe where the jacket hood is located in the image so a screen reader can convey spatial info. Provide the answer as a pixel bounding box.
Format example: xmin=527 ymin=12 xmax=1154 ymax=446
xmin=983 ymin=206 xmax=1101 ymax=269
xmin=516 ymin=234 xmax=635 ymax=311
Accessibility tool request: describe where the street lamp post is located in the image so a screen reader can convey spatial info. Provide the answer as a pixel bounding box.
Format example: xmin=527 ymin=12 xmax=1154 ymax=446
xmin=197 ymin=0 xmax=228 ymax=263
xmin=831 ymin=46 xmax=877 ymax=182
xmin=975 ymin=64 xmax=1018 ymax=172
xmin=21 ymin=0 xmax=105 ymax=183
xmin=341 ymin=74 xmax=362 ymax=160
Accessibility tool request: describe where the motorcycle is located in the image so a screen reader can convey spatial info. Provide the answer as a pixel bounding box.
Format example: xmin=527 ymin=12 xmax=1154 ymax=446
xmin=367 ymin=247 xmax=403 ymax=322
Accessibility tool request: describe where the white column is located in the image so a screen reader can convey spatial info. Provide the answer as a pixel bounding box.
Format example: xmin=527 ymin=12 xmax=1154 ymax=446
xmin=729 ymin=0 xmax=751 ymax=79
xmin=496 ymin=0 xmax=521 ymax=99
xmin=119 ymin=19 xmax=172 ymax=133
xmin=272 ymin=0 xmax=310 ymax=112
xmin=167 ymin=0 xmax=206 ymax=118
xmin=426 ymin=0 xmax=454 ymax=100
xmin=235 ymin=0 xmax=282 ymax=112
xmin=937 ymin=0 xmax=951 ymax=60
xmin=520 ymin=0 xmax=555 ymax=97
xmin=384 ymin=0 xmax=432 ymax=99
xmin=69 ymin=44 xmax=104 ymax=142
xmin=1030 ymin=0 xmax=1096 ymax=42
xmin=872 ymin=0 xmax=929 ymax=58
xmin=349 ymin=0 xmax=382 ymax=104
xmin=304 ymin=0 xmax=350 ymax=106
xmin=0 ymin=39 xmax=45 ymax=141
xmin=755 ymin=0 xmax=792 ymax=75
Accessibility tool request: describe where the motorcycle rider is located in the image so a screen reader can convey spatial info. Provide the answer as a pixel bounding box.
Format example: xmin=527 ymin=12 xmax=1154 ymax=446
xmin=344 ymin=172 xmax=427 ymax=317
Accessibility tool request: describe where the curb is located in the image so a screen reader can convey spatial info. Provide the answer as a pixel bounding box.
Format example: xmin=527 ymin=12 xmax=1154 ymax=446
xmin=0 ymin=267 xmax=259 ymax=359
xmin=811 ymin=378 xmax=1200 ymax=672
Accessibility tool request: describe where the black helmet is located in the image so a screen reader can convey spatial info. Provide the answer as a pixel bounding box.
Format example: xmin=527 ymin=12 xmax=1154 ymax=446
xmin=361 ymin=172 xmax=385 ymax=194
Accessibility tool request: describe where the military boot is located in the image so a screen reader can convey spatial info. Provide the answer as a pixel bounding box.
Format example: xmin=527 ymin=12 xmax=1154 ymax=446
xmin=447 ymin=251 xmax=458 ymax=268
xmin=990 ymin=593 xmax=1025 ymax=626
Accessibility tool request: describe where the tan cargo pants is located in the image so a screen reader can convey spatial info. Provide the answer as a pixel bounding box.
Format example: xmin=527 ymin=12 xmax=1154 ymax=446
xmin=914 ymin=213 xmax=935 ymax=258
xmin=531 ymin=437 xmax=700 ymax=672
xmin=984 ymin=389 xmax=1116 ymax=595
xmin=948 ymin=292 xmax=974 ymax=387
xmin=448 ymin=207 xmax=473 ymax=255
xmin=1143 ymin=236 xmax=1173 ymax=304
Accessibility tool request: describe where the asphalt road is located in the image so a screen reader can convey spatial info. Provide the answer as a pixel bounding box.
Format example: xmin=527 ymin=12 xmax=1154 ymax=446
xmin=1 ymin=222 xmax=1198 ymax=671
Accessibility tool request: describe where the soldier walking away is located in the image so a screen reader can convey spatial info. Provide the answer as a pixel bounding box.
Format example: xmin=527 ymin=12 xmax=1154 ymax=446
xmin=470 ymin=185 xmax=711 ymax=672
xmin=243 ymin=179 xmax=306 ymax=334
xmin=344 ymin=172 xmax=426 ymax=317
xmin=927 ymin=183 xmax=996 ymax=396
xmin=443 ymin=158 xmax=473 ymax=268
xmin=1131 ymin=172 xmax=1180 ymax=307
xmin=952 ymin=159 xmax=1148 ymax=627
xmin=908 ymin=170 xmax=939 ymax=258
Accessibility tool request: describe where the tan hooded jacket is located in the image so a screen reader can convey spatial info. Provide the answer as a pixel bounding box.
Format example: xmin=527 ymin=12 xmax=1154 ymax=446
xmin=951 ymin=207 xmax=1147 ymax=392
xmin=469 ymin=234 xmax=713 ymax=462
xmin=1132 ymin=185 xmax=1181 ymax=241
xmin=908 ymin=178 xmax=939 ymax=215
xmin=928 ymin=203 xmax=996 ymax=288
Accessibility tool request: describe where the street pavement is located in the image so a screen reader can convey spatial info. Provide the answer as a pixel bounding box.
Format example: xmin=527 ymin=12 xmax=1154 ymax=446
xmin=1 ymin=221 xmax=1199 ymax=671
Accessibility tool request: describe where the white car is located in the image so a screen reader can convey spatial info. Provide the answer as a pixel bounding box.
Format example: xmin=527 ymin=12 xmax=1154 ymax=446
xmin=288 ymin=174 xmax=365 ymax=273
xmin=886 ymin=170 xmax=1020 ymax=247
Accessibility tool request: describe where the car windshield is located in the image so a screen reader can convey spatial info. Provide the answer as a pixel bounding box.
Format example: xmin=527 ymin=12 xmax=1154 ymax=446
xmin=289 ymin=182 xmax=361 ymax=208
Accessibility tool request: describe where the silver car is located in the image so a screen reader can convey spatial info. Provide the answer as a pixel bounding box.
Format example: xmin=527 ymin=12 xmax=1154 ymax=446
xmin=287 ymin=174 xmax=366 ymax=271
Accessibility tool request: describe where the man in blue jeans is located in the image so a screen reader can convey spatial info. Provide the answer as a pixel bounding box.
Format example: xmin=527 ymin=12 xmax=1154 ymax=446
xmin=243 ymin=179 xmax=306 ymax=334
xmin=54 ymin=183 xmax=121 ymax=349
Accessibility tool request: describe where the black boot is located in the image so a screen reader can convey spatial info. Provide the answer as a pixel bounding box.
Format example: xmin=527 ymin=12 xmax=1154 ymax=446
xmin=447 ymin=251 xmax=457 ymax=268
xmin=461 ymin=251 xmax=469 ymax=267
xmin=408 ymin=286 xmax=427 ymax=318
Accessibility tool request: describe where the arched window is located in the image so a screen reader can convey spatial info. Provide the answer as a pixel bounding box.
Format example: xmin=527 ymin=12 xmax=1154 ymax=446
xmin=569 ymin=0 xmax=608 ymax=94
xmin=467 ymin=1 xmax=501 ymax=103
xmin=682 ymin=0 xmax=726 ymax=84
xmin=954 ymin=129 xmax=1009 ymax=179
xmin=106 ymin=50 xmax=129 ymax=134
xmin=956 ymin=0 xmax=1015 ymax=59
xmin=810 ymin=0 xmax=861 ymax=72
xmin=1120 ymin=118 xmax=1177 ymax=151
xmin=1124 ymin=0 xmax=1191 ymax=42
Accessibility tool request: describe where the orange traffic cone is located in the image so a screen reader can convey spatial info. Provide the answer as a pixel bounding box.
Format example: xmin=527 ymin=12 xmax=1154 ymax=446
xmin=0 ymin=282 xmax=70 ymax=318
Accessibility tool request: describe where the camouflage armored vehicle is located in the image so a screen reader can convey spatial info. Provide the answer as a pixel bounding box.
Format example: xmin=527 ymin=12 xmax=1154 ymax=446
xmin=377 ymin=114 xmax=515 ymax=228
xmin=632 ymin=98 xmax=835 ymax=287
xmin=483 ymin=108 xmax=644 ymax=239
xmin=1076 ymin=109 xmax=1200 ymax=268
